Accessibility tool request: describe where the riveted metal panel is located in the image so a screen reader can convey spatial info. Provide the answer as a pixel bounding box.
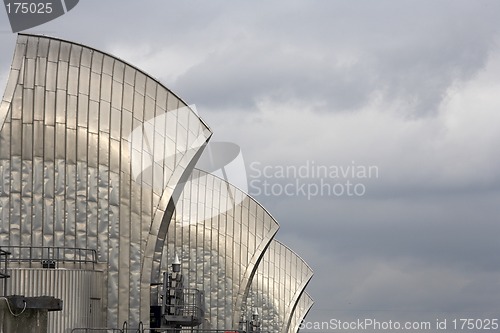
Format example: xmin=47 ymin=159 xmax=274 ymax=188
xmin=68 ymin=65 xmax=79 ymax=96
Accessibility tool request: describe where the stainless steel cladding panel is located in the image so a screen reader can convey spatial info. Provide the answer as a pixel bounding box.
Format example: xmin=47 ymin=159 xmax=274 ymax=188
xmin=288 ymin=292 xmax=314 ymax=333
xmin=164 ymin=169 xmax=280 ymax=330
xmin=0 ymin=34 xmax=212 ymax=327
xmin=7 ymin=268 xmax=104 ymax=333
xmin=246 ymin=240 xmax=313 ymax=333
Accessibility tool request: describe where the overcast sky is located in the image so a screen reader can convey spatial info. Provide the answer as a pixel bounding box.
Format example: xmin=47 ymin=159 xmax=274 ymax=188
xmin=1 ymin=1 xmax=500 ymax=331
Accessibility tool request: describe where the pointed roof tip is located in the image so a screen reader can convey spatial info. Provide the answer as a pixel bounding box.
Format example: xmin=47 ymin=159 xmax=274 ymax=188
xmin=173 ymin=253 xmax=181 ymax=265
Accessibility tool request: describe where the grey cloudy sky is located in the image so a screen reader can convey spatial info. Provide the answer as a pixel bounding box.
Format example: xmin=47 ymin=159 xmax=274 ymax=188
xmin=1 ymin=1 xmax=500 ymax=331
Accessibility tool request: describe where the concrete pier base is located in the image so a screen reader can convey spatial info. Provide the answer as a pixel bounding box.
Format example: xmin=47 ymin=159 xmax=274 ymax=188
xmin=0 ymin=296 xmax=62 ymax=333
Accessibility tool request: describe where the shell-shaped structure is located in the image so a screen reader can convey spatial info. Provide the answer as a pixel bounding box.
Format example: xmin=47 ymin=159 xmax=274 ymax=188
xmin=0 ymin=34 xmax=314 ymax=333
xmin=245 ymin=240 xmax=314 ymax=333
xmin=288 ymin=292 xmax=314 ymax=333
xmin=0 ymin=34 xmax=211 ymax=329
xmin=164 ymin=169 xmax=280 ymax=330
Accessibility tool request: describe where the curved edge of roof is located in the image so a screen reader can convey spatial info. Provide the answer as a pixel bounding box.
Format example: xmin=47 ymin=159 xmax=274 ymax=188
xmin=17 ymin=33 xmax=212 ymax=132
xmin=284 ymin=278 xmax=313 ymax=333
xmin=293 ymin=293 xmax=314 ymax=333
xmin=273 ymin=239 xmax=314 ymax=274
xmin=192 ymin=167 xmax=281 ymax=228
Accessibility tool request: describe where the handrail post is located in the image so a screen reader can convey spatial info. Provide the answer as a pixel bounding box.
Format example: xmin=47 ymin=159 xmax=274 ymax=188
xmin=0 ymin=248 xmax=11 ymax=296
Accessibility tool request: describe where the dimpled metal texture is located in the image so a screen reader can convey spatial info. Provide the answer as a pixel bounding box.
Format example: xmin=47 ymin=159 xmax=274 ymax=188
xmin=163 ymin=169 xmax=280 ymax=330
xmin=0 ymin=34 xmax=212 ymax=328
xmin=245 ymin=240 xmax=313 ymax=333
xmin=288 ymin=292 xmax=314 ymax=333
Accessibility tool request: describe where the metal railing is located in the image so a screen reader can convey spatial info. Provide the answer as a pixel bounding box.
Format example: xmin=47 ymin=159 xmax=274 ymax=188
xmin=0 ymin=248 xmax=11 ymax=296
xmin=71 ymin=322 xmax=248 ymax=333
xmin=72 ymin=321 xmax=135 ymax=333
xmin=164 ymin=288 xmax=205 ymax=327
xmin=71 ymin=328 xmax=133 ymax=333
xmin=72 ymin=329 xmax=246 ymax=333
xmin=143 ymin=328 xmax=245 ymax=333
xmin=2 ymin=245 xmax=98 ymax=270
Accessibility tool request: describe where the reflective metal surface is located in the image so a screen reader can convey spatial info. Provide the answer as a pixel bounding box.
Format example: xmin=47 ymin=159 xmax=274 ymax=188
xmin=288 ymin=292 xmax=313 ymax=333
xmin=245 ymin=240 xmax=313 ymax=333
xmin=0 ymin=34 xmax=314 ymax=332
xmin=163 ymin=169 xmax=280 ymax=330
xmin=0 ymin=34 xmax=212 ymax=328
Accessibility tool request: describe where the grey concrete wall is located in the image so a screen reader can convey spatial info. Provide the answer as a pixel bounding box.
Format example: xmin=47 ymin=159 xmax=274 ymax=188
xmin=0 ymin=300 xmax=48 ymax=333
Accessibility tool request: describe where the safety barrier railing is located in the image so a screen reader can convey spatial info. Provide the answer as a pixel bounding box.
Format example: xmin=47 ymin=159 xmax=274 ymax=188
xmin=140 ymin=328 xmax=245 ymax=333
xmin=71 ymin=329 xmax=136 ymax=333
xmin=71 ymin=321 xmax=135 ymax=332
xmin=2 ymin=245 xmax=97 ymax=270
xmin=164 ymin=288 xmax=205 ymax=327
xmin=71 ymin=321 xmax=249 ymax=333
xmin=0 ymin=248 xmax=11 ymax=296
